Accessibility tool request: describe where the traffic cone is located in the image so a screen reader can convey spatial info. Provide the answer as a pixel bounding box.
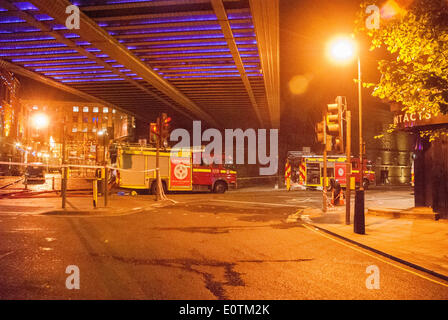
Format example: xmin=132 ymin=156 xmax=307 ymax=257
xmin=339 ymin=189 xmax=345 ymax=206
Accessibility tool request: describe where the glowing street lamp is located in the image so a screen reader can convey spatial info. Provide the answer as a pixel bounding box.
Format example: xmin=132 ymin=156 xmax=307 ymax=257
xmin=327 ymin=36 xmax=357 ymax=64
xmin=32 ymin=113 xmax=49 ymax=129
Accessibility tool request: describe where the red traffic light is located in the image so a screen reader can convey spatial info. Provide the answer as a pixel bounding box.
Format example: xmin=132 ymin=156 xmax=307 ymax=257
xmin=150 ymin=123 xmax=158 ymax=133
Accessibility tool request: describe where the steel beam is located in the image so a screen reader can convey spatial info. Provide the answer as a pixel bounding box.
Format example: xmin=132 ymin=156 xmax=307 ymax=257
xmin=30 ymin=0 xmax=220 ymax=127
xmin=249 ymin=0 xmax=280 ymax=128
xmin=0 ymin=58 xmax=143 ymax=120
xmin=0 ymin=0 xmax=198 ymax=123
xmin=211 ymin=0 xmax=264 ymax=128
xmin=81 ymin=0 xmax=214 ymax=12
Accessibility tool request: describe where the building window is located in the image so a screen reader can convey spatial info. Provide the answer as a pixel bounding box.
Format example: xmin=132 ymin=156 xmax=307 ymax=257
xmin=93 ymin=107 xmax=99 ymax=113
xmin=73 ymin=106 xmax=79 ymax=112
xmin=73 ymin=116 xmax=78 ymax=123
xmin=103 ymin=107 xmax=109 ymax=113
xmin=82 ymin=127 xmax=88 ymax=132
xmin=83 ymin=106 xmax=89 ymax=113
xmin=83 ymin=117 xmax=88 ymax=123
xmin=112 ymin=109 xmax=116 ymax=114
xmin=72 ymin=128 xmax=77 ymax=133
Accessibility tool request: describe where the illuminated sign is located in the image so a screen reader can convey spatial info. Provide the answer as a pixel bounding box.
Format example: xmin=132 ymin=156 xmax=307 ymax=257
xmin=393 ymin=110 xmax=448 ymax=129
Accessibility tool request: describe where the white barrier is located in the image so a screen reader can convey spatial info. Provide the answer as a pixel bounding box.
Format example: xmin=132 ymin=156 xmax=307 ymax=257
xmin=0 ymin=161 xmax=158 ymax=174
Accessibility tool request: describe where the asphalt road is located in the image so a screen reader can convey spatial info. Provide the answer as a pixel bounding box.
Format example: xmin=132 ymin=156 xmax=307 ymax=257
xmin=0 ymin=187 xmax=447 ymax=300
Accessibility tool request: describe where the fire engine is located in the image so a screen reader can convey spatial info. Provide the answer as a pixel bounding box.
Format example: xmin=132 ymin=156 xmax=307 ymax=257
xmin=286 ymin=151 xmax=375 ymax=190
xmin=114 ymin=145 xmax=237 ymax=194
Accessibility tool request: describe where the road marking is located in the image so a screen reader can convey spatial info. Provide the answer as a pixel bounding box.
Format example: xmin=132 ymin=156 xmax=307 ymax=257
xmin=0 ymin=251 xmax=13 ymax=260
xmin=287 ymin=198 xmax=313 ymax=203
xmin=210 ymin=199 xmax=299 ymax=207
xmin=302 ymin=224 xmax=448 ymax=288
xmin=286 ymin=209 xmax=304 ymax=223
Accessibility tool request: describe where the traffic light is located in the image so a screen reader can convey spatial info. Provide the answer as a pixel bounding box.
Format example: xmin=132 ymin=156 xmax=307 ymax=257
xmin=326 ymin=96 xmax=344 ymax=153
xmin=316 ymin=120 xmax=326 ymax=144
xmin=160 ymin=113 xmax=171 ymax=148
xmin=149 ymin=122 xmax=158 ymax=145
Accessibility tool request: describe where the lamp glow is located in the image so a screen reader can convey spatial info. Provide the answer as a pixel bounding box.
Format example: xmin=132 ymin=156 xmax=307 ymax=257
xmin=32 ymin=113 xmax=49 ymax=129
xmin=327 ymin=36 xmax=357 ymax=63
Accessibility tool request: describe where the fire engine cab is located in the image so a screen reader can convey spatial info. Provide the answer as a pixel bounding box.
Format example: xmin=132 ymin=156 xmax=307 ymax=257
xmin=114 ymin=145 xmax=237 ymax=194
xmin=286 ymin=151 xmax=375 ymax=190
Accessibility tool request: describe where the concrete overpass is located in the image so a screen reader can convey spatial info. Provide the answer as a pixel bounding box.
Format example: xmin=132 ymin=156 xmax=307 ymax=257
xmin=0 ymin=0 xmax=279 ymax=129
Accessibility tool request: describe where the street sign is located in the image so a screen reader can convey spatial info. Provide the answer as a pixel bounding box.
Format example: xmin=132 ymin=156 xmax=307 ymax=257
xmin=335 ymin=162 xmax=346 ymax=185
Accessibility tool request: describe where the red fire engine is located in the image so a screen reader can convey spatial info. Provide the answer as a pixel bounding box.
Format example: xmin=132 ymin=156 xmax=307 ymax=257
xmin=115 ymin=145 xmax=237 ymax=194
xmin=286 ymin=151 xmax=375 ymax=190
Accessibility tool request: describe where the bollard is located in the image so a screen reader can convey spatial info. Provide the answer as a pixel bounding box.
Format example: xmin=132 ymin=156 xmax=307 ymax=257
xmin=350 ymin=176 xmax=356 ymax=190
xmin=354 ymin=190 xmax=365 ymax=234
xmin=93 ymin=179 xmax=98 ymax=208
xmin=104 ymin=166 xmax=108 ymax=207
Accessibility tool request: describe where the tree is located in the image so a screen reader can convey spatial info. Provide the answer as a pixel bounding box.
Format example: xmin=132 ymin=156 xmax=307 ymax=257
xmin=356 ymin=0 xmax=448 ymax=138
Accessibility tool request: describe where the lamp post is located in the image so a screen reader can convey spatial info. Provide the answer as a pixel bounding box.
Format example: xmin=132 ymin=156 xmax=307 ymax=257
xmin=357 ymin=56 xmax=364 ymax=191
xmin=97 ymin=129 xmax=108 ymax=207
xmin=327 ymin=35 xmax=365 ymax=232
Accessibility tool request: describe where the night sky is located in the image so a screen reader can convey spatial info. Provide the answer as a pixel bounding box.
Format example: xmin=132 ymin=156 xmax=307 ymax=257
xmin=280 ymin=0 xmax=389 ymax=150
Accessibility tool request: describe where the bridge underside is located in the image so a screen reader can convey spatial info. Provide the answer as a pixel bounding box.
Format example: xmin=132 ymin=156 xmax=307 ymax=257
xmin=0 ymin=0 xmax=279 ymax=129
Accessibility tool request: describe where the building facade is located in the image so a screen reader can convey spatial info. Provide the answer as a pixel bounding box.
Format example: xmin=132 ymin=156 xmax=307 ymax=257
xmin=364 ymin=107 xmax=415 ymax=186
xmin=392 ymin=104 xmax=448 ymax=218
xmin=20 ymin=100 xmax=135 ymax=167
xmin=0 ymin=68 xmax=22 ymax=174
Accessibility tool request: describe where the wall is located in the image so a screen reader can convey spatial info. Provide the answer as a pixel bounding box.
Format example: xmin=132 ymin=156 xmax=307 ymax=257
xmin=415 ymin=134 xmax=448 ymax=218
xmin=364 ymin=108 xmax=414 ymax=185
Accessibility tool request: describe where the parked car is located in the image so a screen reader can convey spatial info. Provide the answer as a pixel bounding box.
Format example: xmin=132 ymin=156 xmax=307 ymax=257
xmin=25 ymin=164 xmax=46 ymax=184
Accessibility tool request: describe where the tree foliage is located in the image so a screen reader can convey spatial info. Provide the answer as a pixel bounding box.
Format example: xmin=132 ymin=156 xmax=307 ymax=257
xmin=356 ymin=0 xmax=448 ymax=117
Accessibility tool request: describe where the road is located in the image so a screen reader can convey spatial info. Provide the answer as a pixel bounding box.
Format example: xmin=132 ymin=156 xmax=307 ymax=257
xmin=0 ymin=187 xmax=447 ymax=300
xmin=0 ymin=173 xmax=92 ymax=198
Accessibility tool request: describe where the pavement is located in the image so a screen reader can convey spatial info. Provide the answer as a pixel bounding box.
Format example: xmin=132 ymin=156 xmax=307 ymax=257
xmin=300 ymin=205 xmax=448 ymax=280
xmin=0 ymin=186 xmax=447 ymax=299
xmin=0 ymin=193 xmax=164 ymax=216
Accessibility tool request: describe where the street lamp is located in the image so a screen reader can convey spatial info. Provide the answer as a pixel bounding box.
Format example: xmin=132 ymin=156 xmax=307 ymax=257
xmin=327 ymin=35 xmax=366 ymax=234
xmin=97 ymin=129 xmax=107 ymax=164
xmin=32 ymin=113 xmax=49 ymax=130
xmin=327 ymin=35 xmax=364 ymax=191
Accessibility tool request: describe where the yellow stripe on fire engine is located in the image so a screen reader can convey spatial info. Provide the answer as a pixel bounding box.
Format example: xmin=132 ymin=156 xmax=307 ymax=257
xmin=193 ymin=168 xmax=212 ymax=173
xmin=352 ymin=170 xmax=375 ymax=174
xmin=220 ymin=170 xmax=237 ymax=174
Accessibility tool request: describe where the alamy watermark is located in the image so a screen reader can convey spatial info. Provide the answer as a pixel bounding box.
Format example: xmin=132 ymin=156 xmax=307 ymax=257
xmin=65 ymin=5 xmax=80 ymax=30
xmin=170 ymin=121 xmax=278 ymax=176
xmin=365 ymin=265 xmax=380 ymax=289
xmin=366 ymin=5 xmax=380 ymax=30
xmin=65 ymin=265 xmax=80 ymax=290
xmin=64 ymin=4 xmax=381 ymax=31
